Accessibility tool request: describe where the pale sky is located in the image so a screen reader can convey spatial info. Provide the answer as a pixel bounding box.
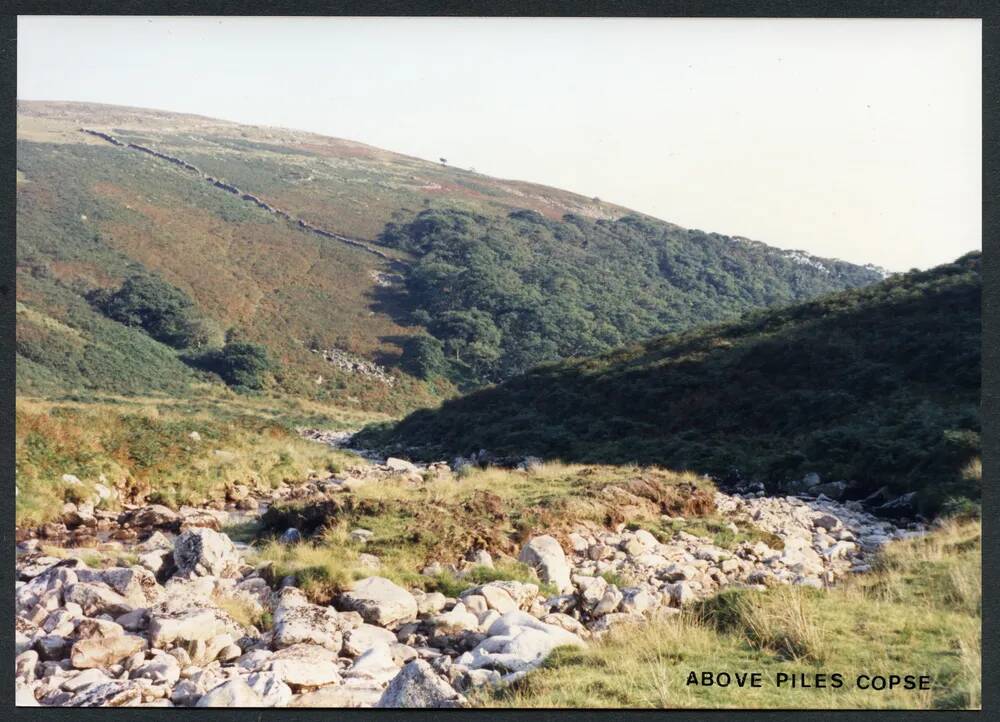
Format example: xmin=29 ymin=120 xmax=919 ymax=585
xmin=18 ymin=16 xmax=981 ymax=270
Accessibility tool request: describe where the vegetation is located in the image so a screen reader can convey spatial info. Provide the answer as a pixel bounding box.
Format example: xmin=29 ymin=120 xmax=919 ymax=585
xmin=379 ymin=208 xmax=884 ymax=385
xmin=481 ymin=518 xmax=981 ymax=709
xmin=16 ymin=102 xmax=883 ymax=408
xmin=190 ymin=340 xmax=277 ymax=390
xmin=14 ymin=393 xmax=378 ymax=526
xmin=90 ymin=273 xmax=209 ymax=349
xmin=363 ymin=253 xmax=981 ymax=515
xmin=254 ymin=462 xmax=715 ymax=603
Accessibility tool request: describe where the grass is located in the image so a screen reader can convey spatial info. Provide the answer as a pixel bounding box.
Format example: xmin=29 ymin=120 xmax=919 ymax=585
xmin=15 ymin=394 xmax=375 ymax=526
xmin=254 ymin=462 xmax=716 ymax=602
xmin=479 ymin=518 xmax=981 ymax=709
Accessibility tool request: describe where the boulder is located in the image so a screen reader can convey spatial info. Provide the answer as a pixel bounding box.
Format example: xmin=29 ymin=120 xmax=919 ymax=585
xmin=196 ymin=678 xmax=263 ymax=707
xmin=518 ymin=536 xmax=572 ymax=593
xmin=272 ymin=599 xmax=347 ymax=652
xmin=343 ymin=624 xmax=398 ymax=657
xmin=131 ymin=653 xmax=181 ymax=685
xmin=456 ymin=611 xmax=584 ymax=674
xmin=340 ymin=577 xmax=417 ymax=627
xmin=70 ymin=634 xmax=146 ymax=669
xmin=246 ymin=671 xmax=293 ymax=707
xmin=173 ymin=528 xmax=241 ymax=578
xmin=72 ymin=680 xmax=143 ymax=707
xmin=267 ymin=644 xmax=341 ymax=689
xmin=63 ymin=582 xmax=134 ymax=617
xmin=376 ymin=659 xmax=464 ymax=708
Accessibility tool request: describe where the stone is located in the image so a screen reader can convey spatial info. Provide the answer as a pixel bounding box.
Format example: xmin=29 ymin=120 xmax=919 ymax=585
xmin=344 ymin=644 xmax=400 ymax=683
xmin=131 ymin=653 xmax=181 ymax=686
xmin=429 ymin=603 xmax=480 ymax=634
xmin=456 ymin=611 xmax=585 ymax=674
xmin=466 ymin=549 xmax=494 ymax=567
xmin=385 ymin=457 xmax=420 ymax=474
xmin=15 ymin=650 xmax=39 ymax=682
xmin=376 ymin=659 xmax=464 ymax=708
xmin=102 ymin=567 xmax=162 ymax=606
xmin=279 ymin=528 xmax=302 ymax=545
xmin=813 ymin=513 xmax=842 ymax=531
xmin=72 ymin=680 xmax=143 ymax=707
xmin=196 ymin=678 xmax=263 ymax=707
xmin=70 ymin=634 xmax=147 ymax=669
xmin=592 ymin=586 xmax=624 ymax=617
xmin=518 ymin=536 xmax=572 ymax=593
xmin=61 ymin=668 xmax=111 ymax=692
xmin=35 ymin=634 xmax=72 ymax=661
xmin=173 ymin=528 xmax=240 ymax=578
xmin=75 ymin=617 xmax=126 ymax=640
xmin=478 ymin=585 xmax=517 ymax=614
xmin=246 ymin=671 xmax=293 ymax=707
xmin=340 ymin=576 xmax=418 ymax=627
xmin=268 ymin=644 xmax=342 ymax=689
xmin=64 ymin=582 xmax=134 ymax=617
xmin=272 ymin=599 xmax=346 ymax=652
xmin=416 ymin=591 xmax=448 ymax=615
xmin=169 ymin=679 xmax=202 ymax=707
xmin=343 ymin=624 xmax=398 ymax=657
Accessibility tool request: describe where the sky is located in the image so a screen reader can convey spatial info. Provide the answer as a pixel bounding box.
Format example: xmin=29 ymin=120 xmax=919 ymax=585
xmin=18 ymin=16 xmax=981 ymax=270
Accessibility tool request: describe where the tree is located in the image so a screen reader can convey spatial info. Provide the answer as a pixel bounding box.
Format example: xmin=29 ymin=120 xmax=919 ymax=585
xmin=197 ymin=341 xmax=275 ymax=390
xmin=400 ymin=335 xmax=448 ymax=379
xmin=93 ymin=274 xmax=203 ymax=349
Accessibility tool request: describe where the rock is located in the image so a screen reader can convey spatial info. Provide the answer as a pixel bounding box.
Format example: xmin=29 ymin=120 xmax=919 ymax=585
xmin=272 ymin=599 xmax=347 ymax=652
xmin=35 ymin=634 xmax=72 ymax=661
xmin=279 ymin=528 xmax=302 ymax=545
xmin=516 ymin=456 xmax=543 ymax=472
xmin=70 ymin=634 xmax=146 ymax=669
xmin=131 ymin=653 xmax=181 ymax=685
xmin=15 ymin=649 xmax=39 ymax=681
xmin=518 ymin=536 xmax=572 ymax=593
xmin=72 ymin=680 xmax=143 ymax=707
xmin=64 ymin=582 xmax=134 ymax=617
xmin=102 ymin=567 xmax=162 ymax=606
xmin=344 ymin=644 xmax=400 ymax=683
xmin=290 ymin=683 xmax=383 ymax=707
xmin=127 ymin=505 xmax=179 ymax=529
xmin=457 ymin=611 xmax=585 ymax=674
xmin=340 ymin=577 xmax=417 ymax=627
xmin=196 ymin=678 xmax=263 ymax=707
xmin=61 ymin=668 xmax=111 ymax=692
xmin=268 ymin=644 xmax=342 ymax=689
xmin=169 ymin=679 xmax=202 ymax=706
xmin=246 ymin=671 xmax=293 ymax=707
xmin=813 ymin=513 xmax=842 ymax=531
xmin=666 ymin=581 xmax=696 ymax=607
xmin=16 ymin=682 xmax=39 ymax=706
xmin=592 ymin=586 xmax=624 ymax=617
xmin=376 ymin=659 xmax=465 ymax=708
xmin=343 ymin=624 xmax=398 ymax=657
xmin=466 ymin=549 xmax=493 ymax=568
xmin=148 ymin=603 xmax=243 ymax=649
xmin=385 ymin=457 xmax=420 ymax=474
xmin=75 ymin=617 xmax=126 ymax=640
xmin=350 ymin=528 xmax=374 ymax=543
xmin=416 ymin=591 xmax=448 ymax=615
xmin=173 ymin=528 xmax=240 ymax=578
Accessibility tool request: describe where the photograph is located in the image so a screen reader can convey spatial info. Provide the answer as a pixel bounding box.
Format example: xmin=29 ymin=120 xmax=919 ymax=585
xmin=13 ymin=14 xmax=982 ymax=709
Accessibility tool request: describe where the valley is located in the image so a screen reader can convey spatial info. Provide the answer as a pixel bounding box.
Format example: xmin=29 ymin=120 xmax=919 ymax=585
xmin=14 ymin=100 xmax=981 ymax=710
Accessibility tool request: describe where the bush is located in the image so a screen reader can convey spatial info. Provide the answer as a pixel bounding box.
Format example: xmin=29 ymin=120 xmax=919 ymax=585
xmin=400 ymin=335 xmax=449 ymax=379
xmin=92 ymin=273 xmax=206 ymax=349
xmin=193 ymin=341 xmax=276 ymax=390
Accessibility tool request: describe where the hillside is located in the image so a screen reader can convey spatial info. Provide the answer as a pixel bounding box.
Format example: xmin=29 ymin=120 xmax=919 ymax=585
xmin=361 ymin=253 xmax=981 ymax=514
xmin=17 ymin=100 xmax=885 ymax=409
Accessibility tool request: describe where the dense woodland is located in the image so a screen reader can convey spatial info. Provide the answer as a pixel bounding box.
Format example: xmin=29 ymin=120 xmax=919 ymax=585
xmin=385 ymin=209 xmax=884 ymax=386
xmin=362 ymin=253 xmax=982 ymax=514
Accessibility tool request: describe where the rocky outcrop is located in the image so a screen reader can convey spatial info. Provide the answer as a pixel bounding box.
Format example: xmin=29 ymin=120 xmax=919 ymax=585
xmin=15 ymin=451 xmax=924 ymax=709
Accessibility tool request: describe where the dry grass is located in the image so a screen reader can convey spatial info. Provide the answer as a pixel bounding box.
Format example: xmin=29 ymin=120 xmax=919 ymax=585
xmin=483 ymin=519 xmax=982 ymax=709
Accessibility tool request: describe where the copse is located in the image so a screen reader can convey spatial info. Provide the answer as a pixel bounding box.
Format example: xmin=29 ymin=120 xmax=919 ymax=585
xmin=92 ymin=273 xmax=207 ymax=349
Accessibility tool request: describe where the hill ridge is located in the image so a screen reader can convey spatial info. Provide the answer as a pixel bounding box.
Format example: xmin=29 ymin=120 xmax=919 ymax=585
xmin=80 ymin=128 xmax=399 ymax=263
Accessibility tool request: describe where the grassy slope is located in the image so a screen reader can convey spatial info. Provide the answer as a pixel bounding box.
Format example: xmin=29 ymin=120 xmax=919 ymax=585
xmin=482 ymin=518 xmax=981 ymax=709
xmin=15 ymin=392 xmax=382 ymax=526
xmin=367 ymin=253 xmax=981 ymax=512
xmin=16 ymin=100 xmax=883 ymax=410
